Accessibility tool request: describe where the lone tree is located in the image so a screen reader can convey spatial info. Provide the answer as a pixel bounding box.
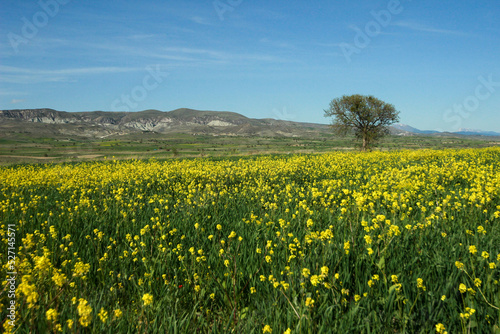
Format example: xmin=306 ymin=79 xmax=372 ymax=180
xmin=324 ymin=94 xmax=399 ymax=151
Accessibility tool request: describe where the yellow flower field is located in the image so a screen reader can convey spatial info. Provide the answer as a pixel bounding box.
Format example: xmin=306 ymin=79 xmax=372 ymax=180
xmin=1 ymin=148 xmax=499 ymax=333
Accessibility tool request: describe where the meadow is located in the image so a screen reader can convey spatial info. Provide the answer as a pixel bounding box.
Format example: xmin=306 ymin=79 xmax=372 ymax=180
xmin=1 ymin=131 xmax=499 ymax=166
xmin=1 ymin=148 xmax=499 ymax=333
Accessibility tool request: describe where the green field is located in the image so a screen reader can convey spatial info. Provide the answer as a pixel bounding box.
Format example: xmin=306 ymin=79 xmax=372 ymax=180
xmin=1 ymin=132 xmax=499 ymax=166
xmin=1 ymin=148 xmax=499 ymax=333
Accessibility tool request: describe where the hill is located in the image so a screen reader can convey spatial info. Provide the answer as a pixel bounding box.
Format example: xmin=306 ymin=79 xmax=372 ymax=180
xmin=0 ymin=108 xmax=330 ymax=139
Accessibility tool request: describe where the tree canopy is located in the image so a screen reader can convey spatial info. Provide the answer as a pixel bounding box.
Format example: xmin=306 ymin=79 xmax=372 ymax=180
xmin=324 ymin=94 xmax=399 ymax=151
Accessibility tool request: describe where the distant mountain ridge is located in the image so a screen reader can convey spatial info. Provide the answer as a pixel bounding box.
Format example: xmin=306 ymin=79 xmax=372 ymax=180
xmin=392 ymin=123 xmax=500 ymax=137
xmin=453 ymin=128 xmax=500 ymax=136
xmin=1 ymin=109 xmax=499 ymax=139
xmin=391 ymin=123 xmax=439 ymax=134
xmin=0 ymin=108 xmax=330 ymax=138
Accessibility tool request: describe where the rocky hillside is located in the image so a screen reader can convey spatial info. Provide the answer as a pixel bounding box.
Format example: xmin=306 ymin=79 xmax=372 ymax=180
xmin=0 ymin=108 xmax=331 ymax=138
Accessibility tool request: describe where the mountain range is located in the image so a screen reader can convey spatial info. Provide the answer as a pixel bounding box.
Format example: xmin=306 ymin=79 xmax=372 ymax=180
xmin=1 ymin=108 xmax=499 ymax=139
xmin=391 ymin=123 xmax=500 ymax=136
xmin=0 ymin=108 xmax=331 ymax=139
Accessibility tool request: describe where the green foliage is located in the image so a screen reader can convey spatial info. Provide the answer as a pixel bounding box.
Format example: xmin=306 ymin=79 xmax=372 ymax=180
xmin=1 ymin=149 xmax=500 ymax=333
xmin=324 ymin=94 xmax=400 ymax=151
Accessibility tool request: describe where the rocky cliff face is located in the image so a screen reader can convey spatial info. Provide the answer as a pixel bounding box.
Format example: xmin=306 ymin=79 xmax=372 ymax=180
xmin=0 ymin=109 xmax=77 ymax=124
xmin=0 ymin=108 xmax=328 ymax=138
xmin=0 ymin=108 xmax=237 ymax=129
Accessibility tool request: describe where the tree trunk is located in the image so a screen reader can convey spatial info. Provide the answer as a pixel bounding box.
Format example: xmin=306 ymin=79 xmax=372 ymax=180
xmin=362 ymin=136 xmax=367 ymax=151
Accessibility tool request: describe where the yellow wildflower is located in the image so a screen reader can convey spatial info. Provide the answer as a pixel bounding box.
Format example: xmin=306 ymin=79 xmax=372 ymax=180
xmin=77 ymin=298 xmax=92 ymax=327
xmin=46 ymin=308 xmax=58 ymax=322
xmin=114 ymin=309 xmax=123 ymax=318
xmin=435 ymin=323 xmax=446 ymax=333
xmin=344 ymin=241 xmax=350 ymax=254
xmin=310 ymin=275 xmax=320 ymax=286
xmin=142 ymin=293 xmax=153 ymax=306
xmin=417 ymin=278 xmax=426 ymax=291
xmin=98 ymin=308 xmax=108 ymax=323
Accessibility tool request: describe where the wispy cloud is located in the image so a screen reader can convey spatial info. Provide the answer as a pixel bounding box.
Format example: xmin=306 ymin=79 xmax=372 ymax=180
xmin=315 ymin=42 xmax=344 ymax=48
xmin=189 ymin=16 xmax=213 ymax=26
xmin=161 ymin=47 xmax=227 ymax=59
xmin=0 ymin=46 xmax=288 ymax=85
xmin=0 ymin=90 xmax=28 ymax=96
xmin=393 ymin=21 xmax=470 ymax=36
xmin=127 ymin=34 xmax=159 ymax=40
xmin=18 ymin=36 xmax=287 ymax=66
xmin=111 ymin=43 xmax=289 ymax=65
xmin=0 ymin=65 xmax=141 ymax=84
xmin=151 ymin=47 xmax=288 ymax=65
xmin=251 ymin=8 xmax=289 ymax=21
xmin=259 ymin=38 xmax=295 ymax=49
xmin=11 ymin=99 xmax=24 ymax=104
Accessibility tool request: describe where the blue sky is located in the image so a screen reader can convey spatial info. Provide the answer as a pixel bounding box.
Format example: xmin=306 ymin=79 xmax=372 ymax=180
xmin=1 ymin=0 xmax=499 ymax=132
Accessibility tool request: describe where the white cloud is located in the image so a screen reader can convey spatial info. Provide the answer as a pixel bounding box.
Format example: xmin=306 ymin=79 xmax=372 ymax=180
xmin=127 ymin=34 xmax=159 ymax=40
xmin=0 ymin=65 xmax=142 ymax=84
xmin=0 ymin=90 xmax=28 ymax=96
xmin=190 ymin=16 xmax=213 ymax=25
xmin=393 ymin=21 xmax=470 ymax=36
xmin=259 ymin=38 xmax=295 ymax=49
xmin=161 ymin=47 xmax=227 ymax=59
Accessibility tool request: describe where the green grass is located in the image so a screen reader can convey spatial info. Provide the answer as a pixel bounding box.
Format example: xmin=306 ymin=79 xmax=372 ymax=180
xmin=1 ymin=132 xmax=499 ymax=166
xmin=0 ymin=149 xmax=499 ymax=333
